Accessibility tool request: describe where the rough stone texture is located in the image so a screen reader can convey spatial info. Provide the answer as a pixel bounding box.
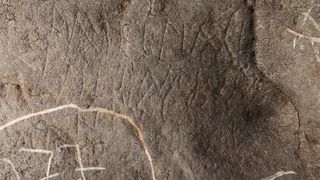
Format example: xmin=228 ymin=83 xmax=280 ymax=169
xmin=0 ymin=0 xmax=316 ymax=179
xmin=256 ymin=0 xmax=320 ymax=178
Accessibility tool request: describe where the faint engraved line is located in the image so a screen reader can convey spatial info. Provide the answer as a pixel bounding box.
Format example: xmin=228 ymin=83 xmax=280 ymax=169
xmin=0 ymin=158 xmax=20 ymax=180
xmin=16 ymin=56 xmax=37 ymax=72
xmin=181 ymin=23 xmax=185 ymax=51
xmin=0 ymin=104 xmax=156 ymax=180
xmin=302 ymin=6 xmax=313 ymax=25
xmin=302 ymin=12 xmax=320 ymax=32
xmin=147 ymin=0 xmax=155 ymax=15
xmin=42 ymin=2 xmax=56 ymax=79
xmin=159 ymin=21 xmax=169 ymax=61
xmin=301 ymin=3 xmax=320 ymax=25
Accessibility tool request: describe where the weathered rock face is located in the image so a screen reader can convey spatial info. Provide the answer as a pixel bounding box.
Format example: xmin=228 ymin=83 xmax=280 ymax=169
xmin=256 ymin=0 xmax=320 ymax=178
xmin=0 ymin=0 xmax=316 ymax=179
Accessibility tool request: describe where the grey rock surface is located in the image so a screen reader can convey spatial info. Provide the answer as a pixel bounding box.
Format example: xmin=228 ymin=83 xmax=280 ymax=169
xmin=256 ymin=0 xmax=320 ymax=178
xmin=0 ymin=0 xmax=316 ymax=179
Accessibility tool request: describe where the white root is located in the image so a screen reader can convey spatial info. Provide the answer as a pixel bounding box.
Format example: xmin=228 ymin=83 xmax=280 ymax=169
xmin=261 ymin=170 xmax=296 ymax=180
xmin=19 ymin=148 xmax=54 ymax=178
xmin=0 ymin=104 xmax=156 ymax=180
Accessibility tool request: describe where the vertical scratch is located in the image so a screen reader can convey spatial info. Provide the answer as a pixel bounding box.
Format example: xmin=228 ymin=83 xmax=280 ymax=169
xmin=42 ymin=3 xmax=56 ymax=79
xmin=143 ymin=24 xmax=147 ymax=54
xmin=181 ymin=24 xmax=185 ymax=51
xmin=159 ymin=21 xmax=169 ymax=61
xmin=190 ymin=23 xmax=203 ymax=54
